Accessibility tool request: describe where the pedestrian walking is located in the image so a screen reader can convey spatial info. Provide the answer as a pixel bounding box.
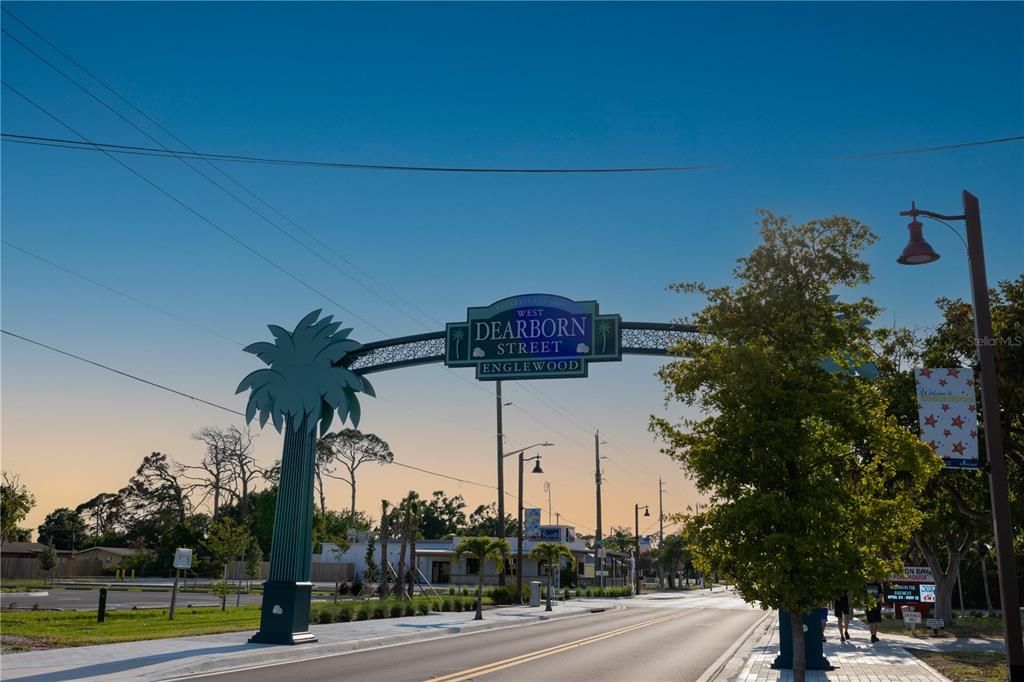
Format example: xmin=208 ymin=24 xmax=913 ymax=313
xmin=834 ymin=590 xmax=851 ymax=641
xmin=865 ymin=586 xmax=882 ymax=643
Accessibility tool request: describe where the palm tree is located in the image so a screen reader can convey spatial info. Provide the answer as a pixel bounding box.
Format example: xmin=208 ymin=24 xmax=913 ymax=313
xmin=454 ymin=536 xmax=511 ymax=620
xmin=529 ymin=542 xmax=576 ymax=611
xmin=236 ymin=309 xmax=374 ymax=644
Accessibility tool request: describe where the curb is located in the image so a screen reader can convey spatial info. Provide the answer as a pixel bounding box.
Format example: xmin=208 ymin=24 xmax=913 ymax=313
xmin=0 ymin=591 xmax=49 ymax=598
xmin=695 ymin=609 xmax=775 ymax=682
xmin=157 ymin=605 xmax=608 ymax=681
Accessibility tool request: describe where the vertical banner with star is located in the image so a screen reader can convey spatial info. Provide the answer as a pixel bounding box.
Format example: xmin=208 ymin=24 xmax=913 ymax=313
xmin=914 ymin=368 xmax=979 ymax=469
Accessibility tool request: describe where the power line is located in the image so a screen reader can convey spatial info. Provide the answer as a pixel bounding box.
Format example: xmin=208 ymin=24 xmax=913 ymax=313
xmin=2 ymin=329 xmax=245 ymax=417
xmin=1 ymin=79 xmax=391 ymax=337
xmin=2 ymin=239 xmax=246 ymax=346
xmin=0 ymin=133 xmax=714 ymax=175
xmin=5 ymin=129 xmax=1022 ymax=171
xmin=0 ymin=26 xmax=433 ymax=334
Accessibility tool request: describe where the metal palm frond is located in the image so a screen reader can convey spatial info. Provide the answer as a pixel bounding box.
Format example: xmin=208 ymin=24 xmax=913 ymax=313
xmin=236 ymin=309 xmax=376 ymax=436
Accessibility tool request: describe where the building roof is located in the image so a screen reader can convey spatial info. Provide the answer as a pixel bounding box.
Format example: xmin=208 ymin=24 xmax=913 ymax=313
xmin=73 ymin=547 xmax=137 ymax=557
xmin=0 ymin=541 xmax=73 ymax=556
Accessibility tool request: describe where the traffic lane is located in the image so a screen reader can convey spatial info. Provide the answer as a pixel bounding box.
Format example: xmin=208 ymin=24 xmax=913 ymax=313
xmin=479 ymin=606 xmax=763 ymax=681
xmin=189 ymin=607 xmax=755 ymax=682
xmin=0 ymin=588 xmax=265 ymax=610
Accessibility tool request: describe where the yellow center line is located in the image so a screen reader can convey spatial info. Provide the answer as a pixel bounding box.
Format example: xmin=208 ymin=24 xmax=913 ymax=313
xmin=426 ymin=608 xmax=704 ymax=682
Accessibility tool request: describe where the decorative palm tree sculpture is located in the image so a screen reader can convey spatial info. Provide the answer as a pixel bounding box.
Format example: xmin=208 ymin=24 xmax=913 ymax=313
xmin=237 ymin=309 xmax=374 ymax=644
xmin=529 ymin=542 xmax=576 ymax=611
xmin=454 ymin=536 xmax=511 ymax=620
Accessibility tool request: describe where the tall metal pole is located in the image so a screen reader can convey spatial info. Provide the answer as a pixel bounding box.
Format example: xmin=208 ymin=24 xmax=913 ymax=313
xmin=634 ymin=504 xmax=641 ymax=595
xmin=658 ymin=478 xmax=665 ymax=545
xmin=517 ymin=452 xmax=525 ymax=603
xmin=496 ymin=381 xmax=506 ymax=587
xmin=594 ymin=431 xmax=604 ymax=589
xmin=962 ymin=191 xmax=1023 ymax=679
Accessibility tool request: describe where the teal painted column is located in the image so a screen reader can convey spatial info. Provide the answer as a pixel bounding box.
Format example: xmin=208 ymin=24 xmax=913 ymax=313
xmin=250 ymin=415 xmax=318 ymax=645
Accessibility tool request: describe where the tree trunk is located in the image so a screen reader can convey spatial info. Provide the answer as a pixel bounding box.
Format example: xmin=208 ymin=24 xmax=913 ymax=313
xmin=395 ymin=525 xmax=408 ymax=599
xmin=918 ymin=542 xmax=960 ymax=623
xmin=476 ymin=573 xmax=484 ymax=620
xmin=791 ymin=611 xmax=807 ymax=682
xmin=546 ymin=569 xmax=553 ymax=611
xmin=350 ymin=468 xmax=357 ymax=528
xmin=380 ymin=530 xmax=389 ymax=595
xmin=981 ymin=555 xmax=994 ymax=617
xmin=408 ymin=531 xmax=417 ymax=599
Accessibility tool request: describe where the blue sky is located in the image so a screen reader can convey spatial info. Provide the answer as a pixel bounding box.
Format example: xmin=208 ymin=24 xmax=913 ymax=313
xmin=2 ymin=2 xmax=1022 ymax=533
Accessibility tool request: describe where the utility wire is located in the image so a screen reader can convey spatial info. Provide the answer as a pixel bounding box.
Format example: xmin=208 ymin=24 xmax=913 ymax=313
xmin=0 ymin=26 xmax=432 ymax=334
xmin=2 ymin=329 xmax=245 ymax=417
xmin=1 ymin=80 xmax=390 ymax=337
xmin=0 ymin=133 xmax=714 ymax=174
xmin=2 ymin=6 xmax=444 ymax=328
xmin=2 ymin=239 xmax=246 ymax=346
xmin=5 ymin=129 xmax=1021 ymax=170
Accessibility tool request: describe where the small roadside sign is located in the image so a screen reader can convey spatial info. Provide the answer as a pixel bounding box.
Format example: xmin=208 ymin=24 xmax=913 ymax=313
xmin=595 ymin=570 xmax=609 ymax=577
xmin=926 ymin=618 xmax=944 ymax=629
xmin=903 ymin=611 xmax=922 ymax=624
xmin=173 ymin=548 xmax=193 ymax=569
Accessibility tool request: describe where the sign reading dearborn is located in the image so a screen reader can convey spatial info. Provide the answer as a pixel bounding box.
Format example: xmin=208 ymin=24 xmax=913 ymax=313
xmin=445 ymin=294 xmax=621 ymax=380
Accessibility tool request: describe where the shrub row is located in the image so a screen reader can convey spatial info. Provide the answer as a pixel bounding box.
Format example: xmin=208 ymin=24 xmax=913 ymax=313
xmin=311 ymin=596 xmax=478 ymax=624
xmin=580 ymin=587 xmax=632 ymax=598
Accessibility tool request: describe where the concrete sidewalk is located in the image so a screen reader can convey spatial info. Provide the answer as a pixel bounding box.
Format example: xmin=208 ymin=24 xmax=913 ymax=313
xmin=733 ymin=614 xmax=1003 ymax=681
xmin=1 ymin=602 xmax=602 ymax=682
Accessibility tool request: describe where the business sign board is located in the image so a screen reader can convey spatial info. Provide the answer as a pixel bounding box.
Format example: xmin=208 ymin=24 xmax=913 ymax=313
xmin=903 ymin=611 xmax=922 ymax=624
xmin=539 ymin=527 xmax=561 ymax=541
xmin=891 ymin=566 xmax=935 ymax=583
xmin=885 ymin=583 xmax=937 ymax=603
xmin=445 ymin=294 xmax=621 ymax=380
xmin=524 ymin=508 xmax=542 ymax=539
xmin=914 ymin=368 xmax=979 ymax=469
xmin=639 ymin=536 xmax=653 ymax=556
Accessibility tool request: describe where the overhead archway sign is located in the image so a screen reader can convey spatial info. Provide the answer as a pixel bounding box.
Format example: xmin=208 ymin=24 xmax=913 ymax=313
xmin=445 ymin=294 xmax=621 ymax=380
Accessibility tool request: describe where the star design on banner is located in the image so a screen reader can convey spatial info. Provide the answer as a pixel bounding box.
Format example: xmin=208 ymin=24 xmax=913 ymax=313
xmin=924 ymin=414 xmax=938 ymax=428
xmin=970 ymin=430 xmax=977 ymax=439
xmin=947 ymin=368 xmax=960 ymax=378
xmin=939 ymin=379 xmax=948 ymax=386
xmin=968 ymin=404 xmax=976 ymax=412
xmin=952 ymin=442 xmax=966 ymax=455
xmin=941 ymin=403 xmax=951 ymax=412
xmin=927 ymin=441 xmax=938 ymax=452
xmin=943 ymin=429 xmax=952 ymax=438
xmin=966 ymin=378 xmax=974 ymax=387
xmin=951 ymin=415 xmax=965 ymax=429
xmin=919 ymin=368 xmax=933 ymax=379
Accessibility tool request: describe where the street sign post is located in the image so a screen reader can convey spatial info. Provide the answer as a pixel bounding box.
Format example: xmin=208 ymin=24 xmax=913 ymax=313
xmin=170 ymin=548 xmax=193 ymax=620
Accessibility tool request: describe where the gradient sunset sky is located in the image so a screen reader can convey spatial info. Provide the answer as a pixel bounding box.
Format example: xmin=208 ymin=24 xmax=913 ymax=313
xmin=2 ymin=2 xmax=1022 ymax=537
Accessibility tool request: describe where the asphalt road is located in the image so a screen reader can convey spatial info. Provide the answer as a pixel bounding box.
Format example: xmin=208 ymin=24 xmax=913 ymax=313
xmin=190 ymin=605 xmax=763 ymax=682
xmin=0 ymin=587 xmax=266 ymax=610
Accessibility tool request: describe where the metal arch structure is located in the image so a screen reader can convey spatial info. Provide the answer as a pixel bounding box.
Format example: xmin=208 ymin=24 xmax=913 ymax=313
xmin=344 ymin=321 xmax=698 ymax=375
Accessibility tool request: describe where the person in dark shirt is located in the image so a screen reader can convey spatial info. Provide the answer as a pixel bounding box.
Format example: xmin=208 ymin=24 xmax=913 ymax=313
xmin=834 ymin=590 xmax=851 ymax=641
xmin=866 ymin=592 xmax=882 ymax=643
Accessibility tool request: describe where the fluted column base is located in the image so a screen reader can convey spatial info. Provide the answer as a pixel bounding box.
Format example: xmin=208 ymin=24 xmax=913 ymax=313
xmin=249 ymin=581 xmax=317 ymax=645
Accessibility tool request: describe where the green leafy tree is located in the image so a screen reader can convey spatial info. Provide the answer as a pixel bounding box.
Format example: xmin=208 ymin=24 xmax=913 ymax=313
xmin=36 ymin=508 xmax=89 ymax=551
xmin=653 ymin=533 xmax=690 ymax=589
xmin=454 ymin=536 xmax=511 ymax=620
xmin=529 ymin=542 xmax=575 ymax=611
xmin=651 ymin=210 xmax=939 ymax=681
xmin=1 ymin=472 xmax=35 ymax=543
xmin=244 ymin=539 xmax=264 ymax=589
xmin=459 ymin=503 xmax=515 ymax=537
xmin=420 ymin=490 xmax=467 ymax=539
xmin=602 ymin=527 xmax=634 ymax=554
xmin=74 ymin=492 xmax=128 ymax=544
xmin=363 ymin=533 xmax=378 ymax=583
xmin=206 ymin=517 xmax=253 ymax=608
xmin=39 ymin=541 xmax=58 ymax=584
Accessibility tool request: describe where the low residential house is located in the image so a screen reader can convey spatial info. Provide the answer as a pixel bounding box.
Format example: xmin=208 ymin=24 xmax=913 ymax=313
xmin=0 ymin=541 xmax=73 ymax=560
xmin=71 ymin=547 xmax=138 ymax=568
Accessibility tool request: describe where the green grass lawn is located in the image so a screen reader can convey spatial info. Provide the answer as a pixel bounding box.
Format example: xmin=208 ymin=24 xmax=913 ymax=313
xmin=0 ymin=605 xmax=262 ymax=651
xmin=910 ymin=650 xmax=1008 ymax=682
xmin=874 ymin=615 xmax=1008 ymax=639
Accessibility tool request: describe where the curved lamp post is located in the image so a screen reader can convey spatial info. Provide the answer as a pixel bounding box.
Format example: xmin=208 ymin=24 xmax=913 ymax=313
xmin=897 ymin=192 xmax=1023 ymax=680
xmin=634 ymin=503 xmax=650 ymax=594
xmin=503 ymin=442 xmax=553 ymax=602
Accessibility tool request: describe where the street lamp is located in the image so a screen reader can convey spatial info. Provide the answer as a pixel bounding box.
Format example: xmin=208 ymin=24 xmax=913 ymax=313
xmin=897 ymin=190 xmax=1023 ymax=680
xmin=634 ymin=504 xmax=650 ymax=595
xmin=503 ymin=442 xmax=553 ymax=602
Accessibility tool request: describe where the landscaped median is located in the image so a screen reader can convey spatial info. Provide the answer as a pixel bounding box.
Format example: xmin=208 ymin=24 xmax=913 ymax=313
xmin=0 ymin=595 xmax=480 ymax=651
